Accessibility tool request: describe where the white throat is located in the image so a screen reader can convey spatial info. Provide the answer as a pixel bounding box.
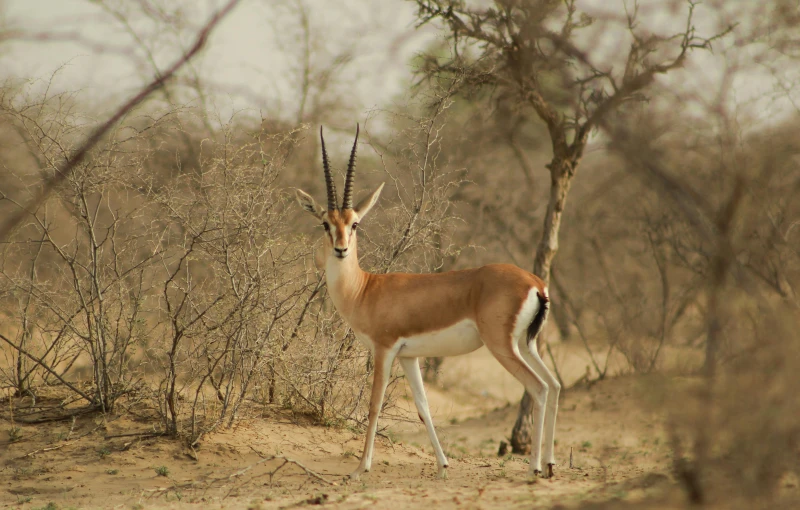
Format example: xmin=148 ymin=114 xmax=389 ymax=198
xmin=325 ymin=253 xmax=363 ymax=318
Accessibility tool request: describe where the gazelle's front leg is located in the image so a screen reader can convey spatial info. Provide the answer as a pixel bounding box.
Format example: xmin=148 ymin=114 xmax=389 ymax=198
xmin=351 ymin=346 xmax=395 ymax=480
xmin=399 ymin=357 xmax=449 ymax=478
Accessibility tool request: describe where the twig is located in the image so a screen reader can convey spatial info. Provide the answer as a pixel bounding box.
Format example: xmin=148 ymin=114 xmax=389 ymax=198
xmin=21 ymin=442 xmax=69 ymax=457
xmin=66 ymin=415 xmax=76 ymax=440
xmin=0 ymin=333 xmax=95 ymax=404
xmin=1 ymin=405 xmax=98 ymax=424
xmin=7 ymin=389 xmax=15 ymax=432
xmin=103 ymin=431 xmax=166 ymax=440
xmin=0 ymin=0 xmax=242 ymax=241
xmin=143 ymin=454 xmax=335 ymax=496
xmin=230 ymin=454 xmax=335 ymax=487
xmin=19 ymin=423 xmax=103 ymax=458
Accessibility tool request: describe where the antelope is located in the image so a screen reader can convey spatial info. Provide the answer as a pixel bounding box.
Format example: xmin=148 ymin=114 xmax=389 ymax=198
xmin=295 ymin=125 xmax=560 ymax=480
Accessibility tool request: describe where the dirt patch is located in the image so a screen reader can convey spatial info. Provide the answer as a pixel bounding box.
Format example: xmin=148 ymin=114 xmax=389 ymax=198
xmin=1 ymin=347 xmax=692 ymax=509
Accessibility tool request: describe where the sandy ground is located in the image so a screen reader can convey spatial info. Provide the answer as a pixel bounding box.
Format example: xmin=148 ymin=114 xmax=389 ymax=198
xmin=1 ymin=343 xmax=702 ymax=509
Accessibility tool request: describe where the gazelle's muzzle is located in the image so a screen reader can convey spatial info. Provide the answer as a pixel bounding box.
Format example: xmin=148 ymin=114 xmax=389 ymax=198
xmin=331 ymin=222 xmax=350 ymax=258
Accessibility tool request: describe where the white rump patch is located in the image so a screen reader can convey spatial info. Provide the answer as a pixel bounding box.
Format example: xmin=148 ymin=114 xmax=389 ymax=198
xmin=512 ymin=287 xmax=543 ymax=344
xmin=397 ymin=319 xmax=483 ymax=358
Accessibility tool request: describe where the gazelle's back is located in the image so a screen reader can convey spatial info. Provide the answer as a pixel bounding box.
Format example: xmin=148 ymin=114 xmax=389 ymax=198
xmin=353 ymin=264 xmax=544 ymax=346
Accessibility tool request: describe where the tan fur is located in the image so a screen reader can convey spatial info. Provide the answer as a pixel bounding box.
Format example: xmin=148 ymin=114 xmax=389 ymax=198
xmin=344 ymin=263 xmax=543 ymax=348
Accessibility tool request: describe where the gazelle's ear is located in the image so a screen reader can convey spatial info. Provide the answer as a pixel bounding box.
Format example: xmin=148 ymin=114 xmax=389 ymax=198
xmin=354 ymin=183 xmax=384 ymax=219
xmin=296 ymin=189 xmax=324 ymax=218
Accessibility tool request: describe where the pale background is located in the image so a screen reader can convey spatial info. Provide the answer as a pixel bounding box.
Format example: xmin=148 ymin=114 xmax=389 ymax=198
xmin=2 ymin=0 xmax=796 ymax=132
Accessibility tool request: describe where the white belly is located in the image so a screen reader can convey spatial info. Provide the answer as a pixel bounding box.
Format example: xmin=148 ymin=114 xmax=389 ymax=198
xmin=397 ymin=319 xmax=483 ymax=358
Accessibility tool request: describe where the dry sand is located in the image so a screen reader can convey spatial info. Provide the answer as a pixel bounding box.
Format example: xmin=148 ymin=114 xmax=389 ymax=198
xmin=2 ymin=343 xmax=690 ymax=509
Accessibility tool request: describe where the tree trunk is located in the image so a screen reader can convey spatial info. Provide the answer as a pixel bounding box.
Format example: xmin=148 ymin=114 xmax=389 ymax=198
xmin=509 ymin=158 xmax=574 ymax=454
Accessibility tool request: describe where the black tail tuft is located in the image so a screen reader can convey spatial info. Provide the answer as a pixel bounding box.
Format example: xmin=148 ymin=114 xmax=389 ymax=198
xmin=526 ymin=290 xmax=550 ymax=347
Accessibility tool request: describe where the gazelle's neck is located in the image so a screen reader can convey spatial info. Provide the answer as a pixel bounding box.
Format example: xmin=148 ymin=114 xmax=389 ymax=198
xmin=325 ymin=242 xmax=367 ymax=318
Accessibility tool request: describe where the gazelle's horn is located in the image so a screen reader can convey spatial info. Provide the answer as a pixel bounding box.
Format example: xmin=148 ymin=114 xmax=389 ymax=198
xmin=342 ymin=124 xmax=359 ymax=210
xmin=320 ymin=126 xmax=338 ymax=210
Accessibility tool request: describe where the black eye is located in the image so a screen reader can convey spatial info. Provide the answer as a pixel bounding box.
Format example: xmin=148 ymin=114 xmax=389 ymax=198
xmin=322 ymin=223 xmax=330 ymax=231
xmin=352 ymin=222 xmax=359 ymax=231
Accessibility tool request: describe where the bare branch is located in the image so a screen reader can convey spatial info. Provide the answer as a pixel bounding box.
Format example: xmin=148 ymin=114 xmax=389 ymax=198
xmin=0 ymin=0 xmax=242 ymax=241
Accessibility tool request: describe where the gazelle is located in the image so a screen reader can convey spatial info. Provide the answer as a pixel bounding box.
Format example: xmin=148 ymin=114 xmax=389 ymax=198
xmin=296 ymin=125 xmax=560 ymax=480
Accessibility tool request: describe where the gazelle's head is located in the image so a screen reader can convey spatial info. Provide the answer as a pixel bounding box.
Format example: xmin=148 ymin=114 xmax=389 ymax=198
xmin=296 ymin=125 xmax=383 ymax=260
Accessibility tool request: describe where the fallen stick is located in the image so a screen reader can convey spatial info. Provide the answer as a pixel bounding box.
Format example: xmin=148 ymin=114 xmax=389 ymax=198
xmin=20 ymin=424 xmax=103 ymax=458
xmin=143 ymin=454 xmax=336 ymax=497
xmin=104 ymin=431 xmax=166 ymax=440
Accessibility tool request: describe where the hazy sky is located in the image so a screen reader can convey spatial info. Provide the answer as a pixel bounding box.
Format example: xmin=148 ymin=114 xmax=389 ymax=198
xmin=1 ymin=0 xmax=796 ymax=133
xmin=0 ymin=0 xmax=425 ymax=123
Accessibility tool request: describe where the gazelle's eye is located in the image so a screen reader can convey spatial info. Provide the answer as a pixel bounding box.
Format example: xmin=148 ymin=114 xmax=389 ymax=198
xmin=322 ymin=223 xmax=330 ymax=232
xmin=352 ymin=222 xmax=359 ymax=231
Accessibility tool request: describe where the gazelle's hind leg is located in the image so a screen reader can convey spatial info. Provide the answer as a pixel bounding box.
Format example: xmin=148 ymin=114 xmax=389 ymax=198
xmin=519 ymin=337 xmax=560 ymax=478
xmin=482 ymin=337 xmax=549 ymax=478
xmin=399 ymin=357 xmax=449 ymax=478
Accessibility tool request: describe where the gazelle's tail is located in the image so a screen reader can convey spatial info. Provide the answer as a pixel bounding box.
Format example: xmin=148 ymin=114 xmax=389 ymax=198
xmin=526 ymin=288 xmax=550 ymax=348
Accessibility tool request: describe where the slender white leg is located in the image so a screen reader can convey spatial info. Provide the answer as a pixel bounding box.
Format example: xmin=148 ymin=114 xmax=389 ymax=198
xmin=399 ymin=357 xmax=449 ymax=478
xmin=351 ymin=347 xmax=395 ymax=479
xmin=520 ymin=338 xmax=560 ymax=478
xmin=485 ymin=344 xmax=549 ymax=477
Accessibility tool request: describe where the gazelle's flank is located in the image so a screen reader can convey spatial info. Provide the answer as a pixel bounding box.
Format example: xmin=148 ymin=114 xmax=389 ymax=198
xmin=296 ymin=125 xmax=560 ymax=480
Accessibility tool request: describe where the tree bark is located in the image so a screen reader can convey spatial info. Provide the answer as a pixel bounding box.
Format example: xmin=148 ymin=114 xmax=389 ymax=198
xmin=509 ymin=158 xmax=574 ymax=454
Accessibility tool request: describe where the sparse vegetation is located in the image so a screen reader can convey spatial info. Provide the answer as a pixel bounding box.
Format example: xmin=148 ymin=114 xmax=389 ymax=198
xmin=32 ymin=503 xmax=58 ymax=510
xmin=0 ymin=0 xmax=798 ymax=508
xmin=7 ymin=425 xmax=21 ymax=443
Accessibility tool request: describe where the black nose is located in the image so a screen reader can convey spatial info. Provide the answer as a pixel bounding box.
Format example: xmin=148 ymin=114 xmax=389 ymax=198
xmin=334 ymin=247 xmax=347 ymax=257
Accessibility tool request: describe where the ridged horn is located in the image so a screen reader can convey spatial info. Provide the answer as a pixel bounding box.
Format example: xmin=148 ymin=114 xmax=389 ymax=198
xmin=342 ymin=124 xmax=359 ymax=210
xmin=320 ymin=126 xmax=338 ymax=210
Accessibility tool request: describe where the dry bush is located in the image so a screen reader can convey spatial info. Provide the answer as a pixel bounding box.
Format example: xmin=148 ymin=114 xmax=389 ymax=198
xmin=602 ymin=95 xmax=800 ymax=503
xmin=139 ymin=125 xmax=315 ymax=437
xmin=0 ymin=66 xmax=463 ymax=441
xmin=0 ymin=75 xmax=175 ymax=410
